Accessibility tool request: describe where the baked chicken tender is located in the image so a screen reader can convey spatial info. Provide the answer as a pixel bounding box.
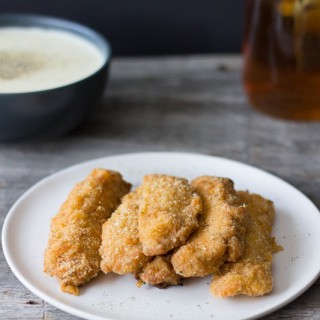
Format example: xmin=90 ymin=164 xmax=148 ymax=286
xmin=138 ymin=174 xmax=202 ymax=256
xmin=211 ymin=191 xmax=282 ymax=297
xmin=100 ymin=191 xmax=151 ymax=275
xmin=136 ymin=255 xmax=182 ymax=288
xmin=44 ymin=169 xmax=131 ymax=295
xmin=172 ymin=176 xmax=248 ymax=277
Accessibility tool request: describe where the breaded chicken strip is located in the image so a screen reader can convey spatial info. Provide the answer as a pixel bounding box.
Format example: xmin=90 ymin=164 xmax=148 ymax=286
xmin=171 ymin=176 xmax=247 ymax=277
xmin=100 ymin=188 xmax=181 ymax=287
xmin=136 ymin=255 xmax=182 ymax=288
xmin=44 ymin=169 xmax=131 ymax=295
xmin=138 ymin=174 xmax=202 ymax=256
xmin=100 ymin=190 xmax=151 ymax=275
xmin=211 ymin=191 xmax=282 ymax=297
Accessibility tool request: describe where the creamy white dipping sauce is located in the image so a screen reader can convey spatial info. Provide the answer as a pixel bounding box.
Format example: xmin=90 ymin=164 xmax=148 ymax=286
xmin=0 ymin=27 xmax=105 ymax=93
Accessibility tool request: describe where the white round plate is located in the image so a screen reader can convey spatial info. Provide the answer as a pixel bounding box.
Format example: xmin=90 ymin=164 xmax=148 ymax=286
xmin=2 ymin=152 xmax=320 ymax=320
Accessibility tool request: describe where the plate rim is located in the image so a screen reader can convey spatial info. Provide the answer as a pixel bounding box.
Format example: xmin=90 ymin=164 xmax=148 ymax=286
xmin=2 ymin=151 xmax=320 ymax=320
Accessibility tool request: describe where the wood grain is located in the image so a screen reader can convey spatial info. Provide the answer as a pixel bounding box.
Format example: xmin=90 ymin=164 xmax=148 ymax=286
xmin=0 ymin=55 xmax=319 ymax=319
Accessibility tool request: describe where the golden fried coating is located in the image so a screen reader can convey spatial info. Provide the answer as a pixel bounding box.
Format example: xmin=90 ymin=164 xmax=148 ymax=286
xmin=100 ymin=191 xmax=151 ymax=275
xmin=136 ymin=255 xmax=182 ymax=288
xmin=171 ymin=176 xmax=248 ymax=277
xmin=211 ymin=191 xmax=282 ymax=297
xmin=44 ymin=169 xmax=131 ymax=295
xmin=138 ymin=174 xmax=202 ymax=256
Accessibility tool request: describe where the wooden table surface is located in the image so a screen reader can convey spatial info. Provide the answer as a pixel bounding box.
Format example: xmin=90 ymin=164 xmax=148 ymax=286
xmin=0 ymin=55 xmax=319 ymax=320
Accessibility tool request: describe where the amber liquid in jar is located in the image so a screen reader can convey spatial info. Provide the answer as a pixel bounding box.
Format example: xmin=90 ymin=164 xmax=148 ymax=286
xmin=243 ymin=0 xmax=320 ymax=120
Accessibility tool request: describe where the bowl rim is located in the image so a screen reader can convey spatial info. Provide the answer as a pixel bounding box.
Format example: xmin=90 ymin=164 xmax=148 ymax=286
xmin=0 ymin=13 xmax=112 ymax=96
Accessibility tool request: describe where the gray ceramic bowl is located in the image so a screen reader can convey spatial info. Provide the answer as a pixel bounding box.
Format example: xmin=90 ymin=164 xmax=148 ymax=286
xmin=0 ymin=14 xmax=111 ymax=142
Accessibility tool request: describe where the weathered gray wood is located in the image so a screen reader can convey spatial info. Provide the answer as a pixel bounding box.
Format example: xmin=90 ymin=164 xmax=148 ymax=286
xmin=0 ymin=55 xmax=319 ymax=319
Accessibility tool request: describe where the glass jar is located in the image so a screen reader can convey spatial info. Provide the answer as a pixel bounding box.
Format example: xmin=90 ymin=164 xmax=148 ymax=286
xmin=243 ymin=0 xmax=320 ymax=120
